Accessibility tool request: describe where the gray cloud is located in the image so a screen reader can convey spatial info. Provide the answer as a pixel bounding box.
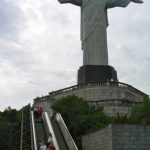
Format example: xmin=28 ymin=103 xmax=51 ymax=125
xmin=0 ymin=0 xmax=22 ymax=38
xmin=107 ymin=1 xmax=150 ymax=94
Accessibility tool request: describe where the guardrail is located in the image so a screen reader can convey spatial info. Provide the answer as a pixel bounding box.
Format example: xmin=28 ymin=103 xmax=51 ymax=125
xmin=33 ymin=95 xmax=50 ymax=105
xmin=56 ymin=113 xmax=78 ymax=150
xmin=42 ymin=112 xmax=59 ymax=150
xmin=31 ymin=111 xmax=38 ymax=150
xmin=88 ymin=99 xmax=141 ymax=107
xmin=20 ymin=104 xmax=32 ymax=150
xmin=49 ymin=81 xmax=147 ymax=97
xmin=33 ymin=82 xmax=148 ymax=105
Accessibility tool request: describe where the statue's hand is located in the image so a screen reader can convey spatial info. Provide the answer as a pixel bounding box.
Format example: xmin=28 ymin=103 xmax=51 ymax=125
xmin=132 ymin=0 xmax=143 ymax=3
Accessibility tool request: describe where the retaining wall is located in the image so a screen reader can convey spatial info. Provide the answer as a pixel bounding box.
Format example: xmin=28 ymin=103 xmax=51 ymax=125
xmin=82 ymin=124 xmax=150 ymax=150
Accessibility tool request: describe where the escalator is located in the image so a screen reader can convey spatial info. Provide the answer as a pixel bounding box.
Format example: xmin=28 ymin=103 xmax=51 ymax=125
xmin=34 ymin=116 xmax=47 ymax=149
xmin=20 ymin=104 xmax=78 ymax=150
xmin=31 ymin=110 xmax=78 ymax=150
xmin=51 ymin=113 xmax=78 ymax=150
xmin=51 ymin=117 xmax=68 ymax=150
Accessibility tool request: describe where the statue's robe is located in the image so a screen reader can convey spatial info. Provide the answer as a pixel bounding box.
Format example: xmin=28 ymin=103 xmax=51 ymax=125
xmin=58 ymin=0 xmax=131 ymax=65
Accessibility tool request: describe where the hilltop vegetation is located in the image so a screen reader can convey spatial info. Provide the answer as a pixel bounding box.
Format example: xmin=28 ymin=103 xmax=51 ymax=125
xmin=51 ymin=95 xmax=112 ymax=149
xmin=114 ymin=96 xmax=150 ymax=125
xmin=0 ymin=96 xmax=149 ymax=150
xmin=0 ymin=107 xmax=21 ymax=150
xmin=52 ymin=95 xmax=150 ymax=149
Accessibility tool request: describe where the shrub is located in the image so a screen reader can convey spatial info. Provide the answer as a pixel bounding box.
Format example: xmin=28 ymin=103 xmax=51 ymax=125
xmin=51 ymin=95 xmax=112 ymax=149
xmin=130 ymin=96 xmax=150 ymax=125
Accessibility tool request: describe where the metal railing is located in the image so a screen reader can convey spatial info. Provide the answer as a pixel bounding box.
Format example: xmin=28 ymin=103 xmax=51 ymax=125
xmin=42 ymin=112 xmax=60 ymax=150
xmin=56 ymin=113 xmax=78 ymax=150
xmin=88 ymin=99 xmax=141 ymax=107
xmin=33 ymin=82 xmax=147 ymax=104
xmin=49 ymin=81 xmax=146 ymax=97
xmin=33 ymin=95 xmax=50 ymax=105
xmin=31 ymin=111 xmax=37 ymax=150
xmin=20 ymin=104 xmax=32 ymax=150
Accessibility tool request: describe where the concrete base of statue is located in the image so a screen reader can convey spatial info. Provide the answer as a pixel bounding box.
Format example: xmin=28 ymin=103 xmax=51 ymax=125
xmin=48 ymin=81 xmax=147 ymax=116
xmin=77 ymin=65 xmax=118 ymax=84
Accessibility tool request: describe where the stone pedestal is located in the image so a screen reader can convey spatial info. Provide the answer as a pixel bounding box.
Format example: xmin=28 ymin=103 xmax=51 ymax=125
xmin=49 ymin=81 xmax=146 ymax=116
xmin=77 ymin=65 xmax=118 ymax=84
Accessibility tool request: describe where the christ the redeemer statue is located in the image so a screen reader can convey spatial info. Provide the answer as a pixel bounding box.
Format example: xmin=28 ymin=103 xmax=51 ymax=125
xmin=58 ymin=0 xmax=143 ymax=66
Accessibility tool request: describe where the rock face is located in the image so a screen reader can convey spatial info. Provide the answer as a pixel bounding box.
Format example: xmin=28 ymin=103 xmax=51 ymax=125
xmin=82 ymin=124 xmax=150 ymax=150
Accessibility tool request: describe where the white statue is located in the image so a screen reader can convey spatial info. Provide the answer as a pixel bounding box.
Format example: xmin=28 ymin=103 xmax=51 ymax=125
xmin=58 ymin=0 xmax=143 ymax=65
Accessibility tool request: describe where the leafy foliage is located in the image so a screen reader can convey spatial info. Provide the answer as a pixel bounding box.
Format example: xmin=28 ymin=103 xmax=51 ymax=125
xmin=0 ymin=106 xmax=21 ymax=150
xmin=52 ymin=95 xmax=150 ymax=149
xmin=51 ymin=95 xmax=112 ymax=149
xmin=112 ymin=97 xmax=150 ymax=125
xmin=113 ymin=114 xmax=129 ymax=124
xmin=130 ymin=96 xmax=150 ymax=125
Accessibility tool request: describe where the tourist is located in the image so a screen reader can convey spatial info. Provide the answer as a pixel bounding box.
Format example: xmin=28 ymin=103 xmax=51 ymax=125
xmin=47 ymin=133 xmax=53 ymax=144
xmin=47 ymin=143 xmax=55 ymax=150
xmin=37 ymin=107 xmax=44 ymax=116
xmin=39 ymin=138 xmax=47 ymax=150
xmin=40 ymin=141 xmax=47 ymax=150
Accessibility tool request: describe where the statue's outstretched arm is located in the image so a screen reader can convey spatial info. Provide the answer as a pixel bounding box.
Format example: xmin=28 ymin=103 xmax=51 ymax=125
xmin=106 ymin=0 xmax=143 ymax=9
xmin=132 ymin=0 xmax=143 ymax=3
xmin=58 ymin=0 xmax=72 ymax=4
xmin=58 ymin=0 xmax=82 ymax=6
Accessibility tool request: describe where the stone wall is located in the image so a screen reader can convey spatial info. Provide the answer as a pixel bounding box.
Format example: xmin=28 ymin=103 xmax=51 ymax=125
xmin=82 ymin=124 xmax=150 ymax=150
xmin=33 ymin=96 xmax=53 ymax=116
xmin=49 ymin=82 xmax=146 ymax=116
xmin=51 ymin=84 xmax=143 ymax=103
xmin=82 ymin=125 xmax=112 ymax=150
xmin=33 ymin=82 xmax=147 ymax=116
xmin=112 ymin=124 xmax=150 ymax=150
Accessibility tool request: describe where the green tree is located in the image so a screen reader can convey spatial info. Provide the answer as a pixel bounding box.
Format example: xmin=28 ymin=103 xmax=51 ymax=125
xmin=0 ymin=107 xmax=21 ymax=150
xmin=51 ymin=95 xmax=112 ymax=149
xmin=130 ymin=96 xmax=150 ymax=125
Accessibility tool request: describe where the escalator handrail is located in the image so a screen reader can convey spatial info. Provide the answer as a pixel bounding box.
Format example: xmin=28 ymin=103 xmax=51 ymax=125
xmin=56 ymin=113 xmax=78 ymax=150
xmin=31 ymin=111 xmax=38 ymax=150
xmin=42 ymin=112 xmax=60 ymax=150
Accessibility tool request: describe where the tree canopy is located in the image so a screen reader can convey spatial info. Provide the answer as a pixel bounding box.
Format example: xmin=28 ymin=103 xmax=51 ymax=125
xmin=0 ymin=107 xmax=21 ymax=150
xmin=130 ymin=96 xmax=150 ymax=125
xmin=51 ymin=95 xmax=112 ymax=149
xmin=51 ymin=95 xmax=150 ymax=149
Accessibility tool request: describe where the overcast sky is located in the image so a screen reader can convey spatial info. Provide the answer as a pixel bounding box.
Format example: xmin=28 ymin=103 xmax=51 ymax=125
xmin=0 ymin=0 xmax=149 ymax=111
